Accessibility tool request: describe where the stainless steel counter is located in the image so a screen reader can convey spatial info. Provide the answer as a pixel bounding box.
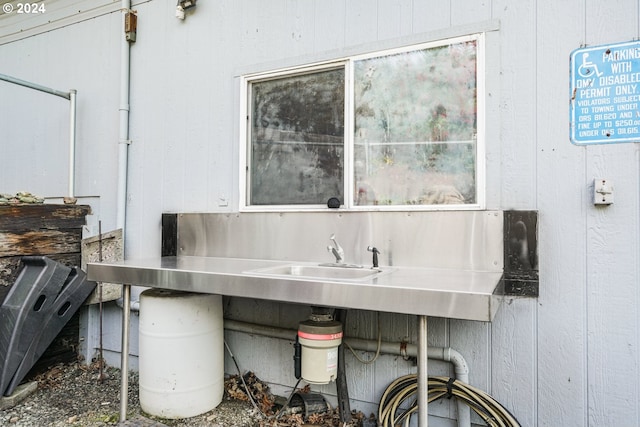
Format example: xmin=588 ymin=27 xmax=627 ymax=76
xmin=87 ymin=255 xmax=504 ymax=321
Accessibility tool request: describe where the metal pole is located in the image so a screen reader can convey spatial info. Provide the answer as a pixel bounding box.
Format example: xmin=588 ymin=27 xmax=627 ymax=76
xmin=119 ymin=284 xmax=131 ymax=422
xmin=0 ymin=72 xmax=71 ymax=99
xmin=418 ymin=315 xmax=429 ymax=427
xmin=68 ymin=89 xmax=77 ymax=198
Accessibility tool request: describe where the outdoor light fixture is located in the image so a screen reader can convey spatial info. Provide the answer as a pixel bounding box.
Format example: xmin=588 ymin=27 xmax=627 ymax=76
xmin=176 ymin=0 xmax=196 ymax=20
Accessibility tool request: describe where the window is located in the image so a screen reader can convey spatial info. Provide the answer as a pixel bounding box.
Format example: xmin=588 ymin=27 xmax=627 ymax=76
xmin=242 ymin=34 xmax=484 ymax=210
xmin=247 ymin=67 xmax=345 ymax=206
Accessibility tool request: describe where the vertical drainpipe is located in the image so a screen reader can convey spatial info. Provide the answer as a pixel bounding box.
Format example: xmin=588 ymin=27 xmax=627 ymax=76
xmin=117 ymin=0 xmax=132 ymax=422
xmin=117 ymin=0 xmax=131 ymax=235
xmin=68 ymin=89 xmax=77 ymax=199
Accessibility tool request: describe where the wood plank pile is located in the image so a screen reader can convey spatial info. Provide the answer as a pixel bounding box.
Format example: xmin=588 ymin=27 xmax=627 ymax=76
xmin=0 ymin=199 xmax=91 ymax=373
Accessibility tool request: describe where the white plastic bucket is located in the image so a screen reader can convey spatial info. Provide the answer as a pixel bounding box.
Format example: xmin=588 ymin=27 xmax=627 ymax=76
xmin=139 ymin=289 xmax=224 ymax=419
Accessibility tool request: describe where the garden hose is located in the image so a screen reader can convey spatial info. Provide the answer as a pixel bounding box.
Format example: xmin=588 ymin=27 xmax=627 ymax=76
xmin=378 ymin=375 xmax=521 ymax=427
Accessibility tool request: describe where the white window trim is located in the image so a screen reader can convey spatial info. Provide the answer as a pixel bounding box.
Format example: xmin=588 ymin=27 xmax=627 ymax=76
xmin=239 ymin=33 xmax=486 ymax=212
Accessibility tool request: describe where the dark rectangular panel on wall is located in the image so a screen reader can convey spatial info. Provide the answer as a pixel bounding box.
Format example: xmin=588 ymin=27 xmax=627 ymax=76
xmin=161 ymin=213 xmax=178 ymax=257
xmin=503 ymin=210 xmax=539 ymax=297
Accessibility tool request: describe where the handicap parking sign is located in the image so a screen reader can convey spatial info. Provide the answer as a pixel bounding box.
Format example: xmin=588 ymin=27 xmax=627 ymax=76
xmin=570 ymin=40 xmax=640 ymax=145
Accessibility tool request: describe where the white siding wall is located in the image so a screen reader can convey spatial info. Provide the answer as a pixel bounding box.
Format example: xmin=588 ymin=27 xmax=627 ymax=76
xmin=1 ymin=1 xmax=639 ymax=425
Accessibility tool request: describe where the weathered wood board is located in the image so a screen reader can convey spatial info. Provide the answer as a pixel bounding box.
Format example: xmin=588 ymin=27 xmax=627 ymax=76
xmin=81 ymin=228 xmax=123 ymax=304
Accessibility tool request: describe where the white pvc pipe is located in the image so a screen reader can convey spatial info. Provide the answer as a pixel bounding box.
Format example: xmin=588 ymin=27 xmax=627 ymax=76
xmin=117 ymin=0 xmax=132 ymax=234
xmin=115 ymin=297 xmax=140 ymax=312
xmin=446 ymin=348 xmax=471 ymax=427
xmin=224 ymin=319 xmax=471 ymax=427
xmin=68 ymin=89 xmax=77 ymax=198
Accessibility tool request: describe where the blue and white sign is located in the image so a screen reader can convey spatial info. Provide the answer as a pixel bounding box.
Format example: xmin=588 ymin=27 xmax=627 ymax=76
xmin=570 ymin=40 xmax=640 ymax=145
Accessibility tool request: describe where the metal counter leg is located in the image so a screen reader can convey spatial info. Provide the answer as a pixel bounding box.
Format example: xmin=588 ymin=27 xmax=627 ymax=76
xmin=418 ymin=315 xmax=428 ymax=427
xmin=119 ymin=284 xmax=131 ymax=422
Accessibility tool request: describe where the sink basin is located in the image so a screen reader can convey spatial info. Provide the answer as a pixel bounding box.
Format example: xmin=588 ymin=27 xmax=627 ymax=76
xmin=248 ymin=264 xmax=387 ymax=281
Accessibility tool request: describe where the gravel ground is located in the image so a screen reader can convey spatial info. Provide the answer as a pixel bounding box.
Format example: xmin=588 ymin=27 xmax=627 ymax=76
xmin=0 ymin=362 xmax=265 ymax=427
xmin=0 ymin=362 xmax=369 ymax=427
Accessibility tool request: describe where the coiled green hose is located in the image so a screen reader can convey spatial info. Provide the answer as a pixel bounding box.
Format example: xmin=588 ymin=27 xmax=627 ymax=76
xmin=378 ymin=375 xmax=521 ymax=427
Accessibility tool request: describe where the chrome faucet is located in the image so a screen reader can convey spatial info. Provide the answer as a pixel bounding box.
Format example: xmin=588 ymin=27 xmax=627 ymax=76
xmin=326 ymin=234 xmax=345 ymax=264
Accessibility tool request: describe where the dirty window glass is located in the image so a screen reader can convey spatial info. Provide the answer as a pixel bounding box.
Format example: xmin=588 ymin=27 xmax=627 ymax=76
xmin=353 ymin=40 xmax=478 ymax=206
xmin=249 ymin=69 xmax=345 ymax=205
xmin=244 ymin=35 xmax=481 ymax=209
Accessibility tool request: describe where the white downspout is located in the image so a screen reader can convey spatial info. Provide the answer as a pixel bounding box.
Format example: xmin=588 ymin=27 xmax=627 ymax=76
xmin=224 ymin=319 xmax=472 ymax=427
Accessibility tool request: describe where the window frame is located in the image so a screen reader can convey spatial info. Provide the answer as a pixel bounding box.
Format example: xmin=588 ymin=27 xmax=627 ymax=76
xmin=240 ymin=33 xmax=486 ymax=212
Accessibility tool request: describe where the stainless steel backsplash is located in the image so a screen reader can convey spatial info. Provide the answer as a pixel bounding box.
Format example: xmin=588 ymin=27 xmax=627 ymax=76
xmin=174 ymin=211 xmax=504 ymax=272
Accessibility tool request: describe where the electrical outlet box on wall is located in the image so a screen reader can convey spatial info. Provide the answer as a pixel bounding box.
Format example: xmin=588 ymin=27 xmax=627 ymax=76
xmin=593 ymin=178 xmax=614 ymax=205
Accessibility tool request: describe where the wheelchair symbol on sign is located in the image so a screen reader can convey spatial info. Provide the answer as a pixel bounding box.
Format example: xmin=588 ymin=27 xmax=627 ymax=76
xmin=578 ymin=53 xmax=603 ymax=78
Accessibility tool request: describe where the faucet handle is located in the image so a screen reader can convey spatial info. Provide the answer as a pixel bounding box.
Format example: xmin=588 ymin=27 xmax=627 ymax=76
xmin=328 ymin=234 xmax=344 ymax=263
